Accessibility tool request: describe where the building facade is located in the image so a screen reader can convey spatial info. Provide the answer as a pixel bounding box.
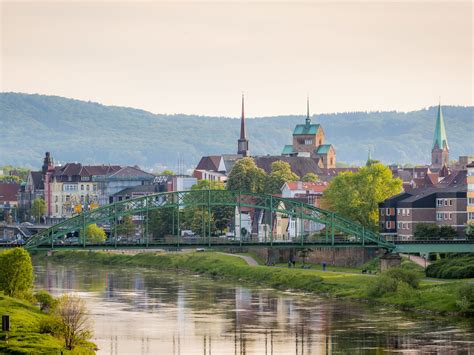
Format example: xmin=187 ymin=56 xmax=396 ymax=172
xmin=467 ymin=163 xmax=474 ymax=224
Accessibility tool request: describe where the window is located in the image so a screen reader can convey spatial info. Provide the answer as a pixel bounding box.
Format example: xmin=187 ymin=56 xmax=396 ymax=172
xmin=381 ymin=209 xmax=385 ymax=216
xmin=449 ymin=199 xmax=453 ymax=206
xmin=469 ymin=198 xmax=474 ymax=206
xmin=55 ymin=205 xmax=58 ymax=213
xmin=469 ymin=212 xmax=474 ymax=220
xmin=386 ymin=208 xmax=390 ymax=215
xmin=385 ymin=221 xmax=390 ymax=229
xmin=449 ymin=213 xmax=453 ymax=220
xmin=81 ymin=185 xmax=84 ymax=191
xmin=402 ymin=209 xmax=406 ymax=216
xmin=444 ymin=213 xmax=448 ymax=220
xmin=55 ymin=196 xmax=58 ymax=202
xmin=397 ymin=209 xmax=400 ymax=215
xmin=304 ymin=139 xmax=313 ymax=145
xmin=407 ymin=209 xmax=410 ymax=216
xmin=437 ymin=199 xmax=443 ymax=207
xmin=444 ymin=199 xmax=448 ymax=206
xmin=86 ymin=185 xmax=90 ymax=191
xmin=397 ymin=222 xmax=401 ymax=229
xmin=319 ymin=139 xmax=322 ymax=145
xmin=436 ymin=212 xmax=443 ymax=221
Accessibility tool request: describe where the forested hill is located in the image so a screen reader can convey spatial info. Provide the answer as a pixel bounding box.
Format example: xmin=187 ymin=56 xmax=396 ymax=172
xmin=1 ymin=92 xmax=473 ymax=169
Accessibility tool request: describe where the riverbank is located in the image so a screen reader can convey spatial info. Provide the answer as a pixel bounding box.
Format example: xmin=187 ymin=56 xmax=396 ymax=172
xmin=0 ymin=294 xmax=95 ymax=354
xmin=37 ymin=250 xmax=471 ymax=316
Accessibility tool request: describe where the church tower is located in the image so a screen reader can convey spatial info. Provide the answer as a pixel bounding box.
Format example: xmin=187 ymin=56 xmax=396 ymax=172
xmin=431 ymin=102 xmax=449 ymax=169
xmin=237 ymin=94 xmax=249 ymax=157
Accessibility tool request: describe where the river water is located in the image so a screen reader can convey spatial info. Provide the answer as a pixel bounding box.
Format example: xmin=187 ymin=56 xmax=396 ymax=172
xmin=34 ymin=261 xmax=474 ymax=354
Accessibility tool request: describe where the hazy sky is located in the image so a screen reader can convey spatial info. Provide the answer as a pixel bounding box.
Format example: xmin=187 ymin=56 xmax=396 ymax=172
xmin=1 ymin=1 xmax=472 ymax=117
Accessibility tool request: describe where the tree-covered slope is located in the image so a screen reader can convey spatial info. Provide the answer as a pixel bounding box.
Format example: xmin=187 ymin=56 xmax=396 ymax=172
xmin=0 ymin=92 xmax=472 ymax=169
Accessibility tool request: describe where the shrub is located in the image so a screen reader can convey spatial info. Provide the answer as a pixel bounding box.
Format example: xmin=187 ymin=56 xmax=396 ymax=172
xmin=367 ymin=267 xmax=421 ymax=298
xmin=0 ymin=248 xmax=34 ymax=298
xmin=35 ymin=290 xmax=58 ymax=313
xmin=38 ymin=315 xmax=62 ymax=335
xmin=384 ymin=267 xmax=421 ymax=289
xmin=456 ymin=284 xmax=474 ymax=314
xmin=367 ymin=275 xmax=398 ymax=297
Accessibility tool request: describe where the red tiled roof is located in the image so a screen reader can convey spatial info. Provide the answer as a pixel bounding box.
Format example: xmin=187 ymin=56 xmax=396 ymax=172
xmin=284 ymin=181 xmax=328 ymax=193
xmin=195 ymin=156 xmax=223 ymax=172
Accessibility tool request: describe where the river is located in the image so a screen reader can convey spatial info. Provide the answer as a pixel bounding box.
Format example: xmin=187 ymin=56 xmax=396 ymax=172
xmin=34 ymin=261 xmax=474 ymax=354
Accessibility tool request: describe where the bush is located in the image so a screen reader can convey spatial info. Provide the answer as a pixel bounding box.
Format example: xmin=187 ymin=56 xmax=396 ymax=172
xmin=38 ymin=315 xmax=62 ymax=335
xmin=0 ymin=248 xmax=34 ymax=298
xmin=456 ymin=284 xmax=474 ymax=314
xmin=426 ymin=254 xmax=474 ymax=279
xmin=35 ymin=290 xmax=58 ymax=313
xmin=367 ymin=267 xmax=421 ymax=298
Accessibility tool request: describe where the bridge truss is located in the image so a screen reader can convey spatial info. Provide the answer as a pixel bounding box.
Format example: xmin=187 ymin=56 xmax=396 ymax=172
xmin=24 ymin=190 xmax=395 ymax=251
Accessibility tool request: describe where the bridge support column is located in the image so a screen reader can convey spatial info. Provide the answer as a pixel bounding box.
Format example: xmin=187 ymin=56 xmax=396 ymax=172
xmin=380 ymin=253 xmax=402 ymax=272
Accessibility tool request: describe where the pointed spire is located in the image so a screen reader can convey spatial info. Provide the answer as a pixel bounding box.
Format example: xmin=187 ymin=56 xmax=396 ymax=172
xmin=368 ymin=147 xmax=372 ymax=161
xmin=240 ymin=93 xmax=246 ymax=140
xmin=305 ymin=95 xmax=311 ymax=125
xmin=432 ymin=101 xmax=449 ymax=150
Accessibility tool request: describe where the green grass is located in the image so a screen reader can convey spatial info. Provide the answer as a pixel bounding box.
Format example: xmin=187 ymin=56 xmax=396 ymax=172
xmin=40 ymin=251 xmax=472 ymax=316
xmin=0 ymin=294 xmax=95 ymax=354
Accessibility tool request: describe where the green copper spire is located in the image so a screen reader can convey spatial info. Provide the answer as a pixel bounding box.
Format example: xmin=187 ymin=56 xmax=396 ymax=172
xmin=432 ymin=103 xmax=449 ymax=150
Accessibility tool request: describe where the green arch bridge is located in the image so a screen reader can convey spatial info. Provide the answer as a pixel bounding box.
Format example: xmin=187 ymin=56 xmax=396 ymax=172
xmin=24 ymin=190 xmax=474 ymax=254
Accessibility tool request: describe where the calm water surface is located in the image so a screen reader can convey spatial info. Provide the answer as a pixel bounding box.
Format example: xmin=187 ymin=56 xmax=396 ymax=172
xmin=34 ymin=261 xmax=474 ymax=354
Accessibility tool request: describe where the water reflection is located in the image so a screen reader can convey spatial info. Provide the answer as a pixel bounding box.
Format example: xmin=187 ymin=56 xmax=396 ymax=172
xmin=34 ymin=262 xmax=474 ymax=354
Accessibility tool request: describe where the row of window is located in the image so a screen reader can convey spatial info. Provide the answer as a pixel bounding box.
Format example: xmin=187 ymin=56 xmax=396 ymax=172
xmin=381 ymin=208 xmax=395 ymax=216
xmin=436 ymin=212 xmax=453 ymax=221
xmin=397 ymin=208 xmax=410 ymax=216
xmin=468 ymin=198 xmax=474 ymax=206
xmin=398 ymin=222 xmax=409 ymax=230
xmin=54 ymin=194 xmax=97 ymax=203
xmin=436 ymin=198 xmax=454 ymax=207
xmin=63 ymin=184 xmax=97 ymax=191
xmin=469 ymin=212 xmax=474 ymax=221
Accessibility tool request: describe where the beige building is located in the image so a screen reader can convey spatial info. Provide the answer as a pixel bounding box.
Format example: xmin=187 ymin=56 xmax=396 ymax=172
xmin=467 ymin=163 xmax=474 ymax=224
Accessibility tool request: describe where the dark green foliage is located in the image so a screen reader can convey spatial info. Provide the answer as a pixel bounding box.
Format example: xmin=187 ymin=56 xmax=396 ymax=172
xmin=0 ymin=248 xmax=34 ymax=298
xmin=438 ymin=225 xmax=458 ymax=240
xmin=149 ymin=208 xmax=175 ymax=239
xmin=414 ymin=223 xmax=441 ymax=240
xmin=426 ymin=254 xmax=474 ymax=279
xmin=1 ymin=93 xmax=472 ymax=167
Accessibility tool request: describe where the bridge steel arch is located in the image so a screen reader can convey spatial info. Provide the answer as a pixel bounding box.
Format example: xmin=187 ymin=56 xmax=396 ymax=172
xmin=24 ymin=190 xmax=395 ymax=251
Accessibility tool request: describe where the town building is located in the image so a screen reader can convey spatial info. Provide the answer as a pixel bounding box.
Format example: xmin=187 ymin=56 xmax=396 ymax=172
xmin=0 ymin=182 xmax=20 ymax=223
xmin=281 ymin=181 xmax=328 ymax=207
xmin=467 ymin=163 xmax=474 ymax=224
xmin=379 ymin=185 xmax=467 ymax=239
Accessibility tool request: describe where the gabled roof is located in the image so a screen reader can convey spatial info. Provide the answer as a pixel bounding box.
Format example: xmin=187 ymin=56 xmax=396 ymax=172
xmin=0 ymin=183 xmax=20 ymax=202
xmin=282 ymin=145 xmax=295 ymax=155
xmin=293 ymin=123 xmax=320 ymax=136
xmin=108 ymin=166 xmax=154 ymax=179
xmin=438 ymin=170 xmax=467 ymax=187
xmin=195 ymin=156 xmax=223 ymax=172
xmin=315 ymin=144 xmax=333 ymax=154
xmin=432 ymin=104 xmax=449 ymax=150
xmin=29 ymin=171 xmax=44 ymax=190
xmin=82 ymin=165 xmax=121 ymax=176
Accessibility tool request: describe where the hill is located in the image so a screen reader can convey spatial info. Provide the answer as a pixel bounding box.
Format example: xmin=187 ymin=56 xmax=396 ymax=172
xmin=0 ymin=92 xmax=472 ymax=169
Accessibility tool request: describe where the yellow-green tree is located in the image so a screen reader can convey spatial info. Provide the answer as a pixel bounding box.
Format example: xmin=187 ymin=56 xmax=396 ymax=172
xmin=322 ymin=163 xmax=402 ymax=230
xmin=0 ymin=248 xmax=34 ymax=298
xmin=302 ymin=172 xmax=319 ymax=182
xmin=265 ymin=161 xmax=299 ymax=194
xmin=30 ymin=197 xmax=46 ymax=222
xmin=85 ymin=223 xmax=107 ymax=243
xmin=226 ymin=157 xmax=266 ymax=193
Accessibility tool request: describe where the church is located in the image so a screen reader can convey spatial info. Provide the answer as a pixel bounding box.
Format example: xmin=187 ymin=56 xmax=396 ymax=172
xmin=281 ymin=98 xmax=336 ymax=169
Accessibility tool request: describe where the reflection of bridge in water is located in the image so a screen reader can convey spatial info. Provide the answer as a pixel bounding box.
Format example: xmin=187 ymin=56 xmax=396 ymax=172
xmin=23 ymin=190 xmax=474 ymax=254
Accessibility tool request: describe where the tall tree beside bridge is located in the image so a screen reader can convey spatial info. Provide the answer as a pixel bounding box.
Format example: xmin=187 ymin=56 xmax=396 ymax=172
xmin=265 ymin=161 xmax=299 ymax=194
xmin=322 ymin=163 xmax=402 ymax=231
xmin=226 ymin=157 xmax=266 ymax=193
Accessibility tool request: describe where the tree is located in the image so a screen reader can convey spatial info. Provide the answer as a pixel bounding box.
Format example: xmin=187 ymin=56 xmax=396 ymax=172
xmin=191 ymin=179 xmax=225 ymax=191
xmin=0 ymin=248 xmax=34 ymax=298
xmin=30 ymin=197 xmax=46 ymax=222
xmin=321 ymin=163 xmax=402 ymax=230
xmin=161 ymin=169 xmax=175 ymax=176
xmin=439 ymin=225 xmax=458 ymax=240
xmin=35 ymin=290 xmax=58 ymax=313
xmin=149 ymin=208 xmax=175 ymax=240
xmin=414 ymin=223 xmax=439 ymax=240
xmin=117 ymin=215 xmax=135 ymax=238
xmin=85 ymin=224 xmax=106 ymax=243
xmin=302 ymin=173 xmax=319 ymax=182
xmin=265 ymin=161 xmax=299 ymax=194
xmin=465 ymin=222 xmax=474 ymax=240
xmin=226 ymin=157 xmax=266 ymax=193
xmin=55 ymin=294 xmax=92 ymax=350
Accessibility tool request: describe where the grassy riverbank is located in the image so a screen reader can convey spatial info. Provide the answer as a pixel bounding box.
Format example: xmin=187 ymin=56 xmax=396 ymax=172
xmin=0 ymin=294 xmax=95 ymax=354
xmin=39 ymin=250 xmax=472 ymax=316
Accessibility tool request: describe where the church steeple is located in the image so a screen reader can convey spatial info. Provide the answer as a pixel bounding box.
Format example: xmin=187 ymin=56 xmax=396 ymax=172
xmin=305 ymin=96 xmax=311 ymax=125
xmin=237 ymin=94 xmax=249 ymax=157
xmin=431 ymin=101 xmax=449 ymax=169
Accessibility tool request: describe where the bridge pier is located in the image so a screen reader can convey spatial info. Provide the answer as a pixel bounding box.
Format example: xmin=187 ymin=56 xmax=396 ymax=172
xmin=379 ymin=253 xmax=402 ymax=272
